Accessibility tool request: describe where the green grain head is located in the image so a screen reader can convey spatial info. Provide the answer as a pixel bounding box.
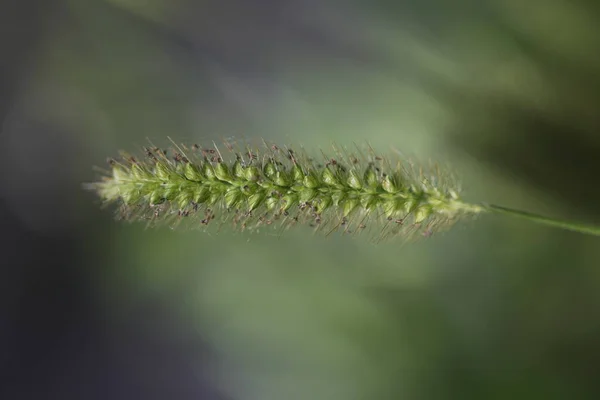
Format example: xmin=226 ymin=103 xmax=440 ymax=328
xmin=86 ymin=139 xmax=485 ymax=241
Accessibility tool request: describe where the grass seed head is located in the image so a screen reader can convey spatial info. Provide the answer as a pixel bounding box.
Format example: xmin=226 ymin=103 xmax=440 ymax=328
xmin=86 ymin=138 xmax=484 ymax=241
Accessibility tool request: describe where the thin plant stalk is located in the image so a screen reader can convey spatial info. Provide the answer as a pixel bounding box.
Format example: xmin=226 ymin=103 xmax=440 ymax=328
xmin=483 ymin=204 xmax=600 ymax=237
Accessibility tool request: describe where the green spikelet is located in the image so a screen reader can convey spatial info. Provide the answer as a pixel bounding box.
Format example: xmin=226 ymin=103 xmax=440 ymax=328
xmin=86 ymin=138 xmax=600 ymax=240
xmin=86 ymin=139 xmax=485 ymax=241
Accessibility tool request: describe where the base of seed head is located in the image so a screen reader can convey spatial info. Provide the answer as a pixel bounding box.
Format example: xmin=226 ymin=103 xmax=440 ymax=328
xmin=87 ymin=138 xmax=484 ymax=242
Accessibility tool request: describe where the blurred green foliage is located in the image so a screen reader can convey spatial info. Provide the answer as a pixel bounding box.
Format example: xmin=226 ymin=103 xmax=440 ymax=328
xmin=24 ymin=0 xmax=600 ymax=398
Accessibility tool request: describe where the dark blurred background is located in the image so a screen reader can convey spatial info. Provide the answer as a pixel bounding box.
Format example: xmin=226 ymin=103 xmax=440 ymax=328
xmin=1 ymin=1 xmax=599 ymax=399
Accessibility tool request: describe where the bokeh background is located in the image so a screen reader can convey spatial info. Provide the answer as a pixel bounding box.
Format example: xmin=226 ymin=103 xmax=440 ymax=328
xmin=2 ymin=1 xmax=600 ymax=399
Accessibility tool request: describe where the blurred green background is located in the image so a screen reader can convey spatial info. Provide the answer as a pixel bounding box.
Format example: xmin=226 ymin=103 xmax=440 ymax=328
xmin=1 ymin=0 xmax=600 ymax=399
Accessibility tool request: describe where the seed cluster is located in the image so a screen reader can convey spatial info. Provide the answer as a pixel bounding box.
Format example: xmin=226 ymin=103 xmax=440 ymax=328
xmin=88 ymin=139 xmax=483 ymax=241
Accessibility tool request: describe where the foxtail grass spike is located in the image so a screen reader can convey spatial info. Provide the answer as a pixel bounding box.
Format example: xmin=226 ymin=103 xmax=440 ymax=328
xmin=85 ymin=139 xmax=600 ymax=241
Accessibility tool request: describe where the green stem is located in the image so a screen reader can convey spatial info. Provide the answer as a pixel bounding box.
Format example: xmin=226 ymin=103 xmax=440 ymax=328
xmin=482 ymin=203 xmax=600 ymax=237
